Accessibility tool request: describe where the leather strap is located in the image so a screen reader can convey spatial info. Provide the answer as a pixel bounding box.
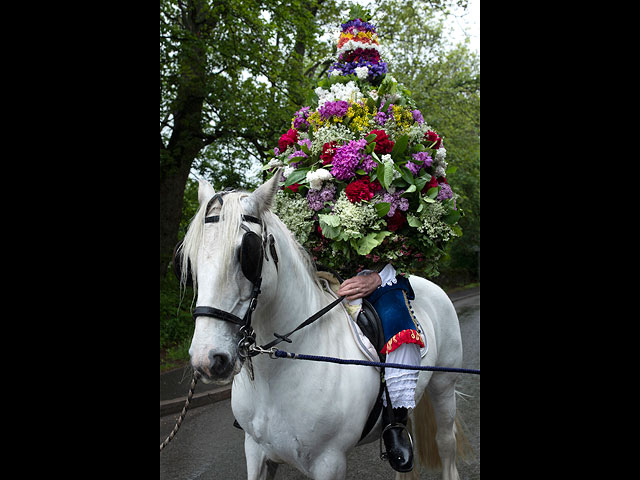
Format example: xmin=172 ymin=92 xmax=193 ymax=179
xmin=205 ymin=214 xmax=262 ymax=225
xmin=192 ymin=306 xmax=245 ymax=326
xmin=260 ymin=295 xmax=345 ymax=350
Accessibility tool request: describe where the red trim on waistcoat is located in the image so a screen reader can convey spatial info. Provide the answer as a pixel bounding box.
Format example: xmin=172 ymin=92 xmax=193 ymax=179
xmin=380 ymin=328 xmax=425 ymax=355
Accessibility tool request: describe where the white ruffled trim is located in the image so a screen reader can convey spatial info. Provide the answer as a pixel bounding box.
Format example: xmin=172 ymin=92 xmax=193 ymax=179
xmin=382 ymin=343 xmax=420 ymax=409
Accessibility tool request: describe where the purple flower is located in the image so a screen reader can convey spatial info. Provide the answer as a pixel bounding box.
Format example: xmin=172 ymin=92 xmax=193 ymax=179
xmin=379 ymin=191 xmax=409 ymax=217
xmin=412 ymin=151 xmax=432 ymax=168
xmin=289 ymin=150 xmax=307 ymax=161
xmin=360 ymin=154 xmax=378 ymax=173
xmin=329 ymin=59 xmax=388 ymax=78
xmin=436 ymin=182 xmax=453 ymax=202
xmin=374 ymin=110 xmax=387 ymax=126
xmin=330 ymin=139 xmax=367 ymax=180
xmin=406 ymin=161 xmax=421 ymax=176
xmin=298 ymin=138 xmax=312 ymax=151
xmin=318 ymin=100 xmax=350 ymax=120
xmin=412 ymin=109 xmax=424 ymax=125
xmin=341 ymin=18 xmax=377 ymax=33
xmin=307 ymin=184 xmax=337 ymax=211
xmin=293 ymin=106 xmax=311 ymax=130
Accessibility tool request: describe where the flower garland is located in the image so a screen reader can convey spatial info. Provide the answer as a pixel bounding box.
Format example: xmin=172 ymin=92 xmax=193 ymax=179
xmin=264 ymin=10 xmax=462 ymax=278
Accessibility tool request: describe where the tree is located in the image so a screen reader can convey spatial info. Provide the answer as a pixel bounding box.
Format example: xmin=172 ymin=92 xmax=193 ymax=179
xmin=160 ymin=0 xmax=341 ymax=278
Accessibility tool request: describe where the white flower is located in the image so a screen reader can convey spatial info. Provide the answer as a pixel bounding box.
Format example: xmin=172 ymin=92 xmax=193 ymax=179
xmin=265 ymin=157 xmax=283 ymax=169
xmin=435 ymin=146 xmax=447 ymax=162
xmin=337 ymin=39 xmax=380 ymax=56
xmin=354 ymin=66 xmax=369 ymax=80
xmin=316 ymin=81 xmax=363 ymax=108
xmin=368 ymin=89 xmax=378 ymax=101
xmin=283 ymin=165 xmax=296 ymax=178
xmin=306 ymin=168 xmax=333 ymax=190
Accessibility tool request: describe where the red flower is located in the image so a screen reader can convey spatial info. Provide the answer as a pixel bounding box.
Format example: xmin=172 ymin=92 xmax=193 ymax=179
xmin=284 ymin=182 xmax=301 ymax=193
xmin=345 ymin=177 xmax=375 ymax=203
xmin=278 ymin=128 xmax=299 ymax=152
xmin=320 ymin=141 xmax=337 ymax=165
xmin=438 ymin=176 xmax=448 ymax=184
xmin=424 ymin=130 xmax=442 ymax=149
xmin=421 ymin=176 xmax=439 ymax=194
xmin=386 ymin=210 xmax=406 ymax=232
xmin=369 ymin=129 xmax=395 ymax=155
xmin=369 ymin=178 xmax=383 ymax=192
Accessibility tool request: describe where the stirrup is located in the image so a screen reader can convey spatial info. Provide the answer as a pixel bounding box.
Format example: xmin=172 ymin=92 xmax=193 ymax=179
xmin=379 ymin=422 xmax=413 ymax=461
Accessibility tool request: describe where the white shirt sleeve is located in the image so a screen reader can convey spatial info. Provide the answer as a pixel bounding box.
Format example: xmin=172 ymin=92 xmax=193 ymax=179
xmin=357 ymin=263 xmax=397 ymax=287
xmin=377 ymin=263 xmax=397 ymax=287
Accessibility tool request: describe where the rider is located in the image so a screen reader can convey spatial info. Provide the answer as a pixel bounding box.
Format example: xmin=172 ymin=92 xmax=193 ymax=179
xmin=337 ymin=262 xmax=423 ymax=473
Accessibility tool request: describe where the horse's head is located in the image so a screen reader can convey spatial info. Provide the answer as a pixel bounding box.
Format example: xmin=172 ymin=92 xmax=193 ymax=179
xmin=177 ymin=171 xmax=282 ymax=384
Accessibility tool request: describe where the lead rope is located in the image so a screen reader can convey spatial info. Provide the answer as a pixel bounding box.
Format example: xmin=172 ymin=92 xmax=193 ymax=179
xmin=160 ymin=370 xmax=200 ymax=452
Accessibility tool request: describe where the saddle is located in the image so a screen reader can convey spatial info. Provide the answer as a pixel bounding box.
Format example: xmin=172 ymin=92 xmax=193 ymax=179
xmin=356 ymin=298 xmax=386 ymax=442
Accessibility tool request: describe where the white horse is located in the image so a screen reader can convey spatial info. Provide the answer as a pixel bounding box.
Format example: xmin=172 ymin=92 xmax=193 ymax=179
xmin=178 ymin=171 xmax=470 ymax=480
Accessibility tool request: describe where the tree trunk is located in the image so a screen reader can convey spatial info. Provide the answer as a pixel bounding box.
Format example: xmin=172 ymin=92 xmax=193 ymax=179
xmin=159 ymin=0 xmax=209 ymax=279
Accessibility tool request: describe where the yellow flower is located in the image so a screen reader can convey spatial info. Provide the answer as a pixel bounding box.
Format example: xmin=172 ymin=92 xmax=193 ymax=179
xmin=306 ymin=111 xmax=324 ymax=131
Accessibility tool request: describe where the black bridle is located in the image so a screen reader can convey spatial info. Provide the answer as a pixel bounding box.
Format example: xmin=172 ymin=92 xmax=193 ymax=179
xmin=191 ymin=192 xmax=271 ymax=359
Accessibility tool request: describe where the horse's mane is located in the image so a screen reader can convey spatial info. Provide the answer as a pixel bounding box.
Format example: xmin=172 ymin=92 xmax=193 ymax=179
xmin=179 ymin=190 xmax=321 ymax=292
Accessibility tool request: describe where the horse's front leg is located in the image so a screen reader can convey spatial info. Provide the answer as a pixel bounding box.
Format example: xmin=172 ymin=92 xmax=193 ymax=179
xmin=309 ymin=448 xmax=347 ymax=480
xmin=244 ymin=434 xmax=278 ymax=480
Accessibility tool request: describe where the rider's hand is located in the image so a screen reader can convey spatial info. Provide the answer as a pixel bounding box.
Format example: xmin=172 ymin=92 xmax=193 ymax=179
xmin=337 ymin=272 xmax=381 ymax=301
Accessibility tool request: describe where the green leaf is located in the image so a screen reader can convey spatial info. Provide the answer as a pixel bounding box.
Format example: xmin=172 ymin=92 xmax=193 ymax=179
xmin=415 ymin=176 xmax=428 ymax=192
xmin=399 ymin=166 xmax=415 ymax=185
xmin=365 ymin=133 xmax=377 ymax=143
xmin=404 ymin=184 xmax=416 ymax=193
xmin=354 ymin=231 xmax=392 ymax=255
xmin=374 ymin=202 xmax=391 ymax=217
xmin=301 ymin=143 xmax=311 ymax=156
xmin=442 ymin=210 xmax=461 ymax=225
xmin=446 ymin=165 xmax=457 ymax=175
xmin=318 ymin=213 xmax=340 ymax=227
xmin=382 ymin=161 xmax=394 ymax=189
xmin=365 ymin=142 xmax=375 ymax=154
xmin=284 ymin=167 xmax=310 ymax=187
xmin=407 ymin=215 xmax=422 ymax=228
xmin=426 ymin=187 xmax=439 ymax=199
xmin=318 ymin=214 xmax=341 ymax=239
xmin=391 ymin=134 xmax=409 ymax=160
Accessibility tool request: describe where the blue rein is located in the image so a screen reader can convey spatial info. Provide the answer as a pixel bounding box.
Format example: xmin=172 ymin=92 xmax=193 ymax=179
xmin=268 ymin=349 xmax=481 ymax=375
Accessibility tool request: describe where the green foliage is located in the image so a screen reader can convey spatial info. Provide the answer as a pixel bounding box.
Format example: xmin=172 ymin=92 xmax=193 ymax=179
xmin=159 ymin=273 xmax=194 ymax=356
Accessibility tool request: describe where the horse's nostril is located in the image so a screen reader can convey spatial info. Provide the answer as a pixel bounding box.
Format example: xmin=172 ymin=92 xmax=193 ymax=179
xmin=209 ymin=352 xmax=231 ymax=375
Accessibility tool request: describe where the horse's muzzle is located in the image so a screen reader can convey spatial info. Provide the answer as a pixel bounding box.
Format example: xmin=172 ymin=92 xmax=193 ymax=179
xmin=192 ymin=350 xmax=235 ymax=384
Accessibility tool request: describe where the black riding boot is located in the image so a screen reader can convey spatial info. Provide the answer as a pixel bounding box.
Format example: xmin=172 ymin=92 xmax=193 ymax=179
xmin=381 ymin=407 xmax=414 ymax=472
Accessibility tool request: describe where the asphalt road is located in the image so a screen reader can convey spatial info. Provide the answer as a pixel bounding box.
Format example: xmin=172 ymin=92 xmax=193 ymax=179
xmin=160 ymin=293 xmax=480 ymax=479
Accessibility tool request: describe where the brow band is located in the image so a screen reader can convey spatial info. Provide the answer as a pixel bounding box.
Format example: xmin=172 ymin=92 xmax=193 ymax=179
xmin=204 ymin=214 xmax=262 ymax=225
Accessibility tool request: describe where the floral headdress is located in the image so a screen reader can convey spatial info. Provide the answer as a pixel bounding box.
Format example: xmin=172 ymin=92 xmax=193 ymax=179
xmin=263 ymin=8 xmax=462 ymax=278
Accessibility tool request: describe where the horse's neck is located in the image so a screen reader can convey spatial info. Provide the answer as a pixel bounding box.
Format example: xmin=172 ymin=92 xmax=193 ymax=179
xmin=255 ymin=241 xmax=334 ymax=350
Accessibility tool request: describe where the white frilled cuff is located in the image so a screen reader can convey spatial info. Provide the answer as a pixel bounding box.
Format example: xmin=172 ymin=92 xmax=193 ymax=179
xmin=382 ymin=342 xmax=421 ymax=409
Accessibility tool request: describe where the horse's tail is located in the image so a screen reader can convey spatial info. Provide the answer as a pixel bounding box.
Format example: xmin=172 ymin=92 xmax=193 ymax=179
xmin=396 ymin=391 xmax=474 ymax=479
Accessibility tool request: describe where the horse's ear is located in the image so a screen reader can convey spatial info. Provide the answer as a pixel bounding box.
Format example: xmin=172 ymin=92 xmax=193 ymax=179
xmin=249 ymin=168 xmax=282 ymax=213
xmin=198 ymin=179 xmax=216 ymax=206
